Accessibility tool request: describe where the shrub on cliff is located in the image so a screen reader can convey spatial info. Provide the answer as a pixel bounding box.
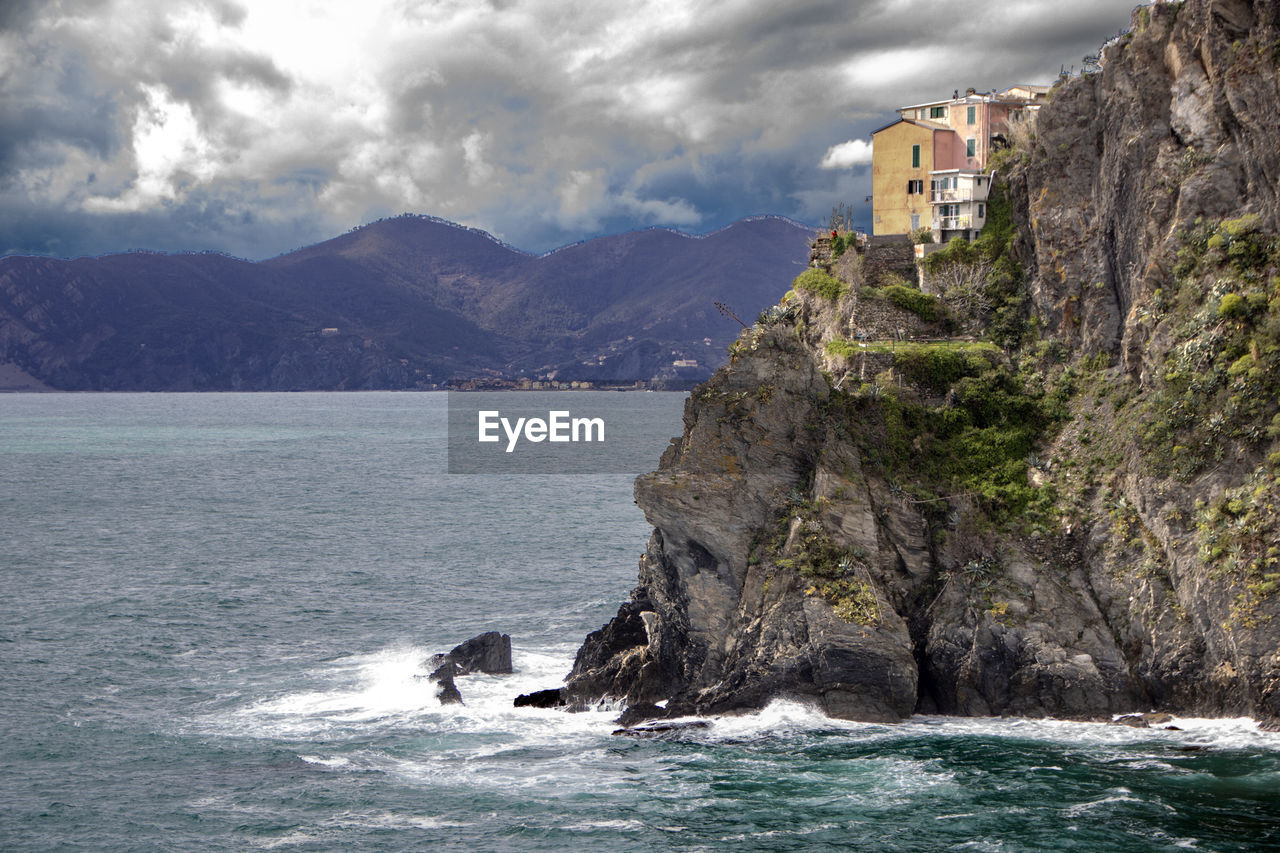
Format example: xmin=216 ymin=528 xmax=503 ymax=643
xmin=828 ymin=354 xmax=1065 ymax=523
xmin=793 ymin=268 xmax=847 ymax=301
xmin=893 ymin=342 xmax=1001 ymax=394
xmin=882 ymin=284 xmax=942 ymax=322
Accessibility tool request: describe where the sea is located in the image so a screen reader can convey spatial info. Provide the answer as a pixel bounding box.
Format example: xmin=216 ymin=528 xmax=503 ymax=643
xmin=2 ymin=392 xmax=1278 ymax=852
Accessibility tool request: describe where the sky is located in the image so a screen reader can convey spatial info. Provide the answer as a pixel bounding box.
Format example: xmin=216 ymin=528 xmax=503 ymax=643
xmin=1 ymin=0 xmax=1137 ymax=259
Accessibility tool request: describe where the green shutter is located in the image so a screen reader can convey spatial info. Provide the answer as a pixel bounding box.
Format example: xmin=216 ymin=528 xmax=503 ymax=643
xmin=912 ymin=144 xmax=920 ymax=168
xmin=967 ymin=105 xmax=975 ymax=124
xmin=966 ymin=138 xmax=976 ymax=157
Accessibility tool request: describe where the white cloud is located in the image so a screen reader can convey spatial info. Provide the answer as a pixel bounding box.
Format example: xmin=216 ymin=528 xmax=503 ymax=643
xmin=819 ymin=139 xmax=873 ymax=170
xmin=83 ymin=84 xmax=217 ymax=212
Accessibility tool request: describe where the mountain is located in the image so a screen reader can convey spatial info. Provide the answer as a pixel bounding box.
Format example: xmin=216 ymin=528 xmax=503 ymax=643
xmin=548 ymin=0 xmax=1280 ymax=727
xmin=0 ymin=215 xmax=813 ymax=390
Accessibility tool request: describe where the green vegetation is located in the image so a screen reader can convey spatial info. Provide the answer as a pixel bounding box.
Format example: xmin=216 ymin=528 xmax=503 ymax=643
xmin=823 ymin=356 xmax=1066 ymax=523
xmin=793 ymin=268 xmax=848 ymax=301
xmin=857 ymin=278 xmax=946 ymax=324
xmin=922 ymin=182 xmax=1027 ymax=347
xmin=752 ymin=500 xmax=880 ymax=626
xmin=1195 ymin=468 xmax=1280 ymax=627
xmin=892 ymin=342 xmax=1002 ymax=393
xmin=757 ymin=302 xmax=798 ymax=327
xmin=831 ymin=232 xmax=858 ymax=259
xmin=825 ymin=339 xmax=860 ymax=359
xmin=825 ymin=340 xmax=1003 ymax=395
xmin=1140 ymin=214 xmax=1280 ymax=478
xmin=882 ymin=283 xmax=942 ymax=321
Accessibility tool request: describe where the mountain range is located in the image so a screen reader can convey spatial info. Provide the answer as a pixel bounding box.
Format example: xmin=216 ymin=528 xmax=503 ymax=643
xmin=0 ymin=215 xmax=813 ymax=390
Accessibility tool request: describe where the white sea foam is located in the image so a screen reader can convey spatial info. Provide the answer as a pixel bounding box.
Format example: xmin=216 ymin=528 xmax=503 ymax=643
xmin=208 ymin=642 xmax=618 ymax=743
xmin=890 ymin=713 xmax=1280 ymax=753
xmin=298 ymin=754 xmax=347 ymax=768
xmin=562 ymin=819 xmax=646 ymax=832
xmin=1061 ymin=788 xmax=1169 ymax=817
xmin=206 ymin=638 xmax=1280 ymax=797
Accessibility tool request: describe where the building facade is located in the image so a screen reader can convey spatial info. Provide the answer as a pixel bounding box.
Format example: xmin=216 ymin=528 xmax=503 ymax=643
xmin=870 ymin=85 xmax=1049 ymax=240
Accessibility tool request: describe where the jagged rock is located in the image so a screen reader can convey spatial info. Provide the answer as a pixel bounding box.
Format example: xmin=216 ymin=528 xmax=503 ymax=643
xmin=429 ymin=631 xmax=514 ymax=677
xmin=430 ymin=661 xmax=463 ymax=706
xmin=447 ymin=631 xmax=513 ymax=675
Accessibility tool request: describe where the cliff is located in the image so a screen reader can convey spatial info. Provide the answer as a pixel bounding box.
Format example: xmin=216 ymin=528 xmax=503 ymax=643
xmin=562 ymin=0 xmax=1280 ymax=725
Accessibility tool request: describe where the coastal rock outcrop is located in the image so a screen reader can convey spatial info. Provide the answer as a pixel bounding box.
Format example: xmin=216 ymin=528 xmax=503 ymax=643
xmin=439 ymin=631 xmax=513 ymax=675
xmin=562 ymin=0 xmax=1280 ymax=726
xmin=426 ymin=631 xmax=514 ymax=705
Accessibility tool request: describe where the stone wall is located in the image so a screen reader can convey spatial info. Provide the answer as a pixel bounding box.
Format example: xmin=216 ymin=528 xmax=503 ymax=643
xmin=861 ymin=240 xmax=917 ymax=286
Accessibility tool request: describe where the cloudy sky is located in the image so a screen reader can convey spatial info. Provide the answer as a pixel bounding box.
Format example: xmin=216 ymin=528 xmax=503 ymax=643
xmin=1 ymin=0 xmax=1135 ymax=259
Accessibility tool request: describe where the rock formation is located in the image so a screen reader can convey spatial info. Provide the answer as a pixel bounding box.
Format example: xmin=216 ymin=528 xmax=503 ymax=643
xmin=439 ymin=631 xmax=514 ymax=675
xmin=429 ymin=661 xmax=464 ymax=706
xmin=561 ymin=0 xmax=1280 ymax=726
xmin=426 ymin=631 xmax=514 ymax=705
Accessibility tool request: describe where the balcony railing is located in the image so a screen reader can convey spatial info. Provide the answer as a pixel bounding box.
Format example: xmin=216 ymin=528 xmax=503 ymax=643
xmin=933 ymin=215 xmax=972 ymax=231
xmin=929 ymin=188 xmax=974 ymax=202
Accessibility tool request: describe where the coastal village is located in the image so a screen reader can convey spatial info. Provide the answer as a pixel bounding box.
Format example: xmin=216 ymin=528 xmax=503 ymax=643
xmin=870 ymin=84 xmax=1049 ymax=242
xmin=462 ymin=83 xmax=1053 ymax=391
xmin=806 ymin=81 xmax=1050 ymax=318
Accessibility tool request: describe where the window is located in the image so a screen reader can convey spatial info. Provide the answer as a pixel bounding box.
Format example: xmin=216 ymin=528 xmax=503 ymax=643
xmin=930 ymin=106 xmax=946 ymax=119
xmin=978 ymin=203 xmax=985 ymax=218
xmin=911 ymin=144 xmax=920 ymax=168
xmin=967 ymin=105 xmax=976 ymax=125
xmin=911 ymin=213 xmax=920 ymax=229
xmin=966 ymin=138 xmax=976 ymax=157
xmin=906 ymin=179 xmax=923 ymax=195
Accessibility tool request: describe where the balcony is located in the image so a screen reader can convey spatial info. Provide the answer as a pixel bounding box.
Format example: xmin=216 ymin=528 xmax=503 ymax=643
xmin=933 ymin=215 xmax=971 ymax=231
xmin=929 ymin=188 xmax=974 ymax=203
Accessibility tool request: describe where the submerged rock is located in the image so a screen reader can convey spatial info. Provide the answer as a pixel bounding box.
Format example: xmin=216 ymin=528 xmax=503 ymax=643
xmin=514 ymin=688 xmax=567 ymax=709
xmin=1112 ymin=712 xmax=1177 ymax=729
xmin=614 ymin=702 xmax=667 ymax=728
xmin=1112 ymin=714 xmax=1150 ymax=729
xmin=613 ymin=720 xmax=711 ymax=738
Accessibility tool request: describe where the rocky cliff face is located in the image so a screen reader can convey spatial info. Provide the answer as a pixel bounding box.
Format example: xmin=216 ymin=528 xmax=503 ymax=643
xmin=564 ymin=0 xmax=1280 ymax=726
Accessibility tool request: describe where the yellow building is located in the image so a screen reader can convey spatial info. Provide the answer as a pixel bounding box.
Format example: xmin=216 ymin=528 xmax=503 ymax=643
xmin=870 ymin=120 xmax=945 ymax=237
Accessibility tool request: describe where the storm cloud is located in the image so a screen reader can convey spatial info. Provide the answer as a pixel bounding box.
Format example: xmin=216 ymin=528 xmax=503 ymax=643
xmin=0 ymin=0 xmax=1135 ymax=258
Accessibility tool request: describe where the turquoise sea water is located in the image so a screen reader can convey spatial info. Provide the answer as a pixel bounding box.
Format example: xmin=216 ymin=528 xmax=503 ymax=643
xmin=2 ymin=392 xmax=1278 ymax=852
